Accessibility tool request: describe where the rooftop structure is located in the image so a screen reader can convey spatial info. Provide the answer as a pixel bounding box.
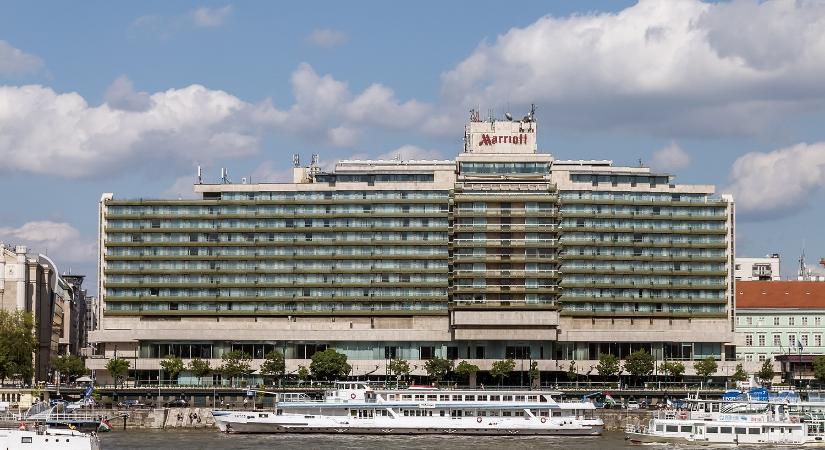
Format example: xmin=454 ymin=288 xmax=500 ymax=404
xmin=735 ymin=255 xmax=781 ymax=281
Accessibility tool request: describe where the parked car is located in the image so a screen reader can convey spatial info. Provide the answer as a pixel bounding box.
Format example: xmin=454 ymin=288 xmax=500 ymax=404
xmin=119 ymin=399 xmax=146 ymax=408
xmin=626 ymin=400 xmax=640 ymax=410
xmin=164 ymin=399 xmax=189 ymax=407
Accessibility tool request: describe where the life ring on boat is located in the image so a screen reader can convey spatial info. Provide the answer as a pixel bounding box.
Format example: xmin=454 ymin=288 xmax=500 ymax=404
xmin=477 ymin=417 xmax=483 ymax=423
xmin=678 ymin=411 xmax=688 ymax=420
xmin=791 ymin=416 xmax=799 ymax=423
xmin=541 ymin=417 xmax=547 ymax=424
xmin=18 ymin=422 xmax=26 ymax=431
xmin=350 ymin=393 xmax=356 ymax=400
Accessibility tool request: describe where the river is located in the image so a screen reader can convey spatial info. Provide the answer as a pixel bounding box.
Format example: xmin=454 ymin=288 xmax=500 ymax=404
xmin=98 ymin=430 xmax=768 ymax=449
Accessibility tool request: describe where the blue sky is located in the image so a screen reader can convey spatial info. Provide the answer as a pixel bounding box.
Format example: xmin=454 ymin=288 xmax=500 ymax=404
xmin=1 ymin=0 xmax=824 ymax=290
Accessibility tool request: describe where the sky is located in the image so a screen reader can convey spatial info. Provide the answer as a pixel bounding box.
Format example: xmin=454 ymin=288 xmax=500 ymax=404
xmin=1 ymin=0 xmax=825 ymax=293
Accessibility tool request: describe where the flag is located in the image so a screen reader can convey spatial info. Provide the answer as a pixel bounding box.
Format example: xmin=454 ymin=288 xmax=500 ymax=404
xmin=798 ymin=340 xmax=804 ymax=352
xmin=83 ymin=385 xmax=94 ymax=399
xmin=604 ymin=393 xmax=617 ymax=405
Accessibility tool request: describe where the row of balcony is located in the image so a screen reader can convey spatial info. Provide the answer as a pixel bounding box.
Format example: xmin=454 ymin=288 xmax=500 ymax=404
xmin=559 ymin=295 xmax=728 ymax=304
xmin=104 ymin=281 xmax=447 ymax=289
xmin=105 ymin=254 xmax=450 ymax=261
xmin=106 ymin=211 xmax=451 ymax=220
xmin=104 ymin=267 xmax=449 ymax=275
xmin=559 ymin=198 xmax=729 ymax=207
xmin=560 ymin=281 xmax=727 ymax=290
xmin=105 ymin=226 xmax=449 ymax=233
xmin=560 ymin=211 xmax=727 ymax=221
xmin=559 ymin=254 xmax=727 ymax=262
xmin=106 ymin=239 xmax=449 ymax=247
xmin=107 ymin=197 xmax=448 ymax=206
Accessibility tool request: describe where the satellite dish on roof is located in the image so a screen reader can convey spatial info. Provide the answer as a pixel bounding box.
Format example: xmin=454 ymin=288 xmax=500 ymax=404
xmin=504 ymin=112 xmax=513 ymax=121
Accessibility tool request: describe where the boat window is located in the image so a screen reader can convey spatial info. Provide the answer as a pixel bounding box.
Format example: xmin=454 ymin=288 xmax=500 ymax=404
xmin=439 ymin=395 xmax=449 ymax=401
xmin=478 ymin=395 xmax=487 ymax=401
xmin=21 ymin=437 xmax=33 ymax=443
xmin=680 ymin=426 xmax=692 ymax=433
xmin=539 ymin=410 xmax=549 ymax=417
xmin=552 ymin=411 xmax=562 ymax=417
xmin=402 ymin=395 xmax=412 ymax=400
xmin=427 ymin=395 xmax=437 ymax=401
xmin=403 ymin=410 xmax=409 ymax=416
xmin=503 ymin=395 xmax=513 ymax=401
xmin=415 ymin=395 xmax=425 ymax=401
xmin=706 ymin=426 xmax=718 ymax=433
xmin=666 ymin=425 xmax=678 ymax=432
xmin=503 ymin=411 xmax=512 ymax=417
xmin=276 ymin=409 xmax=282 ymax=415
xmin=440 ymin=411 xmax=445 ymax=416
xmin=258 ymin=414 xmax=268 ymax=418
xmin=490 ymin=395 xmax=501 ymax=401
xmin=515 ymin=395 xmax=525 ymax=402
xmin=735 ymin=427 xmax=747 ymax=435
xmin=656 ymin=425 xmax=664 ymax=432
xmin=490 ymin=411 xmax=499 ymax=417
xmin=749 ymin=428 xmax=760 ymax=434
xmin=720 ymin=427 xmax=732 ymax=434
xmin=514 ymin=411 xmax=524 ymax=417
xmin=452 ymin=395 xmax=462 ymax=401
xmin=528 ymin=395 xmax=538 ymax=402
xmin=388 ymin=394 xmax=395 ymax=400
xmin=465 ymin=395 xmax=475 ymax=401
xmin=711 ymin=403 xmax=719 ymax=412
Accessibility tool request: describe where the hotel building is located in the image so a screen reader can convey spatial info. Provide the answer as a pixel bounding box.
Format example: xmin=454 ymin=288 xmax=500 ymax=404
xmin=89 ymin=114 xmax=736 ymax=383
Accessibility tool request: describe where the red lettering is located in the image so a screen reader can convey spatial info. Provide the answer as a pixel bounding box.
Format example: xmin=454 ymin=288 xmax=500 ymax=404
xmin=479 ymin=134 xmax=492 ymax=145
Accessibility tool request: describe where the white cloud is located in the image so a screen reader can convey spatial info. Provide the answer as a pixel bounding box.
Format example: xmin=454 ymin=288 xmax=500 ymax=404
xmin=0 ymin=40 xmax=44 ymax=76
xmin=162 ymin=175 xmax=199 ymax=199
xmin=250 ymin=161 xmax=294 ymax=183
xmin=0 ymin=221 xmax=95 ymax=263
xmin=377 ymin=145 xmax=443 ymax=161
xmin=0 ymin=84 xmax=259 ymax=178
xmin=192 ymin=5 xmax=233 ymax=27
xmin=104 ymin=75 xmax=153 ymax=112
xmin=307 ymin=28 xmax=347 ymax=48
xmin=441 ymin=0 xmax=825 ymax=137
xmin=725 ymin=142 xmax=825 ymax=217
xmin=650 ymin=142 xmax=691 ymax=172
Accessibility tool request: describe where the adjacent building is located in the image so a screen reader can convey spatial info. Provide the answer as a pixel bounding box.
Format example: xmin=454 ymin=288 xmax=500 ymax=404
xmin=89 ymin=113 xmax=736 ymax=384
xmin=735 ymin=255 xmax=781 ymax=281
xmin=736 ymin=281 xmax=825 ymax=383
xmin=0 ymin=244 xmax=70 ymax=382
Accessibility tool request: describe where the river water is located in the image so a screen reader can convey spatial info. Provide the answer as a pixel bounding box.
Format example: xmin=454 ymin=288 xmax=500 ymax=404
xmin=98 ymin=430 xmax=768 ymax=449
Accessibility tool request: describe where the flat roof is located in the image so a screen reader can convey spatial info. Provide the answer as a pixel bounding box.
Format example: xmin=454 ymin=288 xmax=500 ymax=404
xmin=737 ymin=281 xmax=825 ymax=309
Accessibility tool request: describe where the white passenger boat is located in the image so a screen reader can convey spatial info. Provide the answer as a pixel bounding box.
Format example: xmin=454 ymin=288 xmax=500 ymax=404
xmin=625 ymin=396 xmax=825 ymax=446
xmin=213 ymin=382 xmax=603 ymax=435
xmin=0 ymin=424 xmax=100 ymax=450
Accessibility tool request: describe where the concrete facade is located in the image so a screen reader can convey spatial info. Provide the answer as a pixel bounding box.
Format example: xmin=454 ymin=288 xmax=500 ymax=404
xmin=90 ymin=113 xmax=736 ymax=384
xmin=735 ymin=255 xmax=781 ymax=281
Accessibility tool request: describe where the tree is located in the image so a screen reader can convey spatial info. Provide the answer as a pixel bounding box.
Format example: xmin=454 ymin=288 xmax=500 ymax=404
xmin=694 ymin=357 xmax=718 ymax=379
xmin=455 ymin=361 xmax=479 ymax=386
xmin=388 ymin=359 xmax=411 ymax=381
xmin=491 ymin=359 xmax=516 ymax=386
xmin=297 ymin=365 xmax=309 ymax=382
xmin=51 ymin=355 xmax=87 ymax=381
xmin=757 ymin=358 xmax=774 ymax=385
xmin=424 ymin=357 xmax=453 ymax=384
xmin=566 ymin=361 xmax=578 ymax=381
xmin=219 ymin=351 xmax=252 ymax=385
xmin=0 ymin=310 xmax=36 ymax=383
xmin=528 ymin=361 xmax=540 ymax=388
xmin=814 ymin=356 xmax=825 ymax=382
xmin=160 ymin=355 xmax=184 ymax=384
xmin=660 ymin=361 xmax=685 ymax=380
xmin=310 ymin=349 xmax=351 ymax=381
xmin=188 ymin=358 xmax=212 ymax=385
xmin=623 ymin=350 xmax=655 ymax=385
xmin=106 ymin=357 xmax=130 ymax=388
xmin=259 ymin=350 xmax=286 ymax=385
xmin=596 ymin=354 xmax=620 ymax=379
xmin=731 ymin=363 xmax=749 ymax=383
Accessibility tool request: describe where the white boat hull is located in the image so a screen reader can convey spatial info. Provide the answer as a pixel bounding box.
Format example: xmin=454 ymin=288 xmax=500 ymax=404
xmin=0 ymin=427 xmax=100 ymax=450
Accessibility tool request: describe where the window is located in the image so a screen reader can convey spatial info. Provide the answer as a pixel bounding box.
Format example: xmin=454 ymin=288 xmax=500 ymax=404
xmin=758 ymin=354 xmax=767 ymax=362
xmin=745 ymin=334 xmax=753 ymax=346
xmin=789 ymin=317 xmax=795 ymax=326
xmin=706 ymin=426 xmax=718 ymax=434
xmin=735 ymin=427 xmax=747 ymax=435
xmin=680 ymin=425 xmax=692 ymax=433
xmin=774 ymin=317 xmax=780 ymax=326
xmin=746 ymin=317 xmax=753 ymax=326
xmin=789 ymin=335 xmax=796 ymax=347
xmin=803 ymin=335 xmax=809 ymax=347
xmin=720 ymin=427 xmax=732 ymax=434
xmin=758 ymin=335 xmax=765 ymax=347
xmin=816 ymin=335 xmax=822 ymax=347
xmin=817 ymin=317 xmax=822 ymax=326
xmin=420 ymin=346 xmax=435 ymax=359
xmin=803 ymin=317 xmax=809 ymax=326
xmin=745 ymin=354 xmax=753 ymax=361
xmin=666 ymin=425 xmax=679 ymax=433
xmin=774 ymin=334 xmax=781 ymax=346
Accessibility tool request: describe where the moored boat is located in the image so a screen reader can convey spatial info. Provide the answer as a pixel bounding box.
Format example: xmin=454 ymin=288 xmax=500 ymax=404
xmin=0 ymin=423 xmax=100 ymax=450
xmin=213 ymin=382 xmax=603 ymax=435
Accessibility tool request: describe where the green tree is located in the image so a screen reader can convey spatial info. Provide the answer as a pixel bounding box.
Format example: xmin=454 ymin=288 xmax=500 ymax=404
xmin=731 ymin=363 xmax=749 ymax=383
xmin=310 ymin=349 xmax=351 ymax=381
xmin=596 ymin=354 xmax=620 ymax=379
xmin=160 ymin=355 xmax=184 ymax=384
xmin=388 ymin=359 xmax=411 ymax=381
xmin=660 ymin=361 xmax=685 ymax=380
xmin=219 ymin=351 xmax=252 ymax=385
xmin=188 ymin=358 xmax=212 ymax=385
xmin=528 ymin=361 xmax=540 ymax=388
xmin=51 ymin=355 xmax=87 ymax=381
xmin=424 ymin=357 xmax=453 ymax=384
xmin=623 ymin=350 xmax=655 ymax=385
xmin=455 ymin=361 xmax=479 ymax=386
xmin=297 ymin=365 xmax=309 ymax=382
xmin=491 ymin=359 xmax=516 ymax=386
xmin=757 ymin=358 xmax=774 ymax=385
xmin=0 ymin=310 xmax=36 ymax=383
xmin=259 ymin=350 xmax=286 ymax=385
xmin=814 ymin=356 xmax=825 ymax=382
xmin=694 ymin=357 xmax=718 ymax=379
xmin=566 ymin=361 xmax=578 ymax=381
xmin=105 ymin=357 xmax=130 ymax=388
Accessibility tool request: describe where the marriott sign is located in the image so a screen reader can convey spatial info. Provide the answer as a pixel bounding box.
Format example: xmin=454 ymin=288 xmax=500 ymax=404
xmin=478 ymin=133 xmax=528 ymax=146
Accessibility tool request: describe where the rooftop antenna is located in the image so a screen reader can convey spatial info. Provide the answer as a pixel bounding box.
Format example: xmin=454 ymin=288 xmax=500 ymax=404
xmin=799 ymin=247 xmax=808 ymax=279
xmin=309 ymin=154 xmax=320 ymax=176
xmin=293 ymin=154 xmax=301 ymax=168
xmin=221 ymin=168 xmax=229 ymax=184
xmin=197 ymin=165 xmax=203 ymax=184
xmin=529 ymin=103 xmax=536 ymax=121
xmin=638 ymin=158 xmax=644 ymax=167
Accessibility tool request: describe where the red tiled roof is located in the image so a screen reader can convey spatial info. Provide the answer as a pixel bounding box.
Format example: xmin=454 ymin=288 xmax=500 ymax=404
xmin=736 ymin=281 xmax=825 ymax=309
